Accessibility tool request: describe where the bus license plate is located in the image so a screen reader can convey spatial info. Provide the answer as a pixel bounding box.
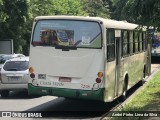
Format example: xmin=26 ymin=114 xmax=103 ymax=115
xmin=59 ymin=77 xmax=72 ymax=82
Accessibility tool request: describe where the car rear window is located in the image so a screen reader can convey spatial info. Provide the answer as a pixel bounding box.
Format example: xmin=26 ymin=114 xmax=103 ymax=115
xmin=3 ymin=61 xmax=29 ymax=71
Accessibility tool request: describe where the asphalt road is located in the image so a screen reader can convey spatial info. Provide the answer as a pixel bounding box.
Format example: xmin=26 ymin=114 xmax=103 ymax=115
xmin=0 ymin=91 xmax=113 ymax=119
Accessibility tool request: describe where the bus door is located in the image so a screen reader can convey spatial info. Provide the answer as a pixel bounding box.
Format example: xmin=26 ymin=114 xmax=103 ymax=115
xmin=115 ymin=30 xmax=121 ymax=97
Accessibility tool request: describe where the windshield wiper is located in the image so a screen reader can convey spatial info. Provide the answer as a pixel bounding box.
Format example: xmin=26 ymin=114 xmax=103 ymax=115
xmin=55 ymin=45 xmax=77 ymax=51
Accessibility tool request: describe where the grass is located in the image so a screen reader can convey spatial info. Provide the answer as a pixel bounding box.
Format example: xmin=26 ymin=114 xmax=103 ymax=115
xmin=111 ymin=71 xmax=160 ymax=120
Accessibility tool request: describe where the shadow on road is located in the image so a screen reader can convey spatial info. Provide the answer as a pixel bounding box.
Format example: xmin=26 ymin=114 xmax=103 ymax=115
xmin=151 ymin=57 xmax=160 ymax=64
xmin=24 ymin=97 xmax=118 ymax=119
xmin=0 ymin=91 xmax=41 ymax=99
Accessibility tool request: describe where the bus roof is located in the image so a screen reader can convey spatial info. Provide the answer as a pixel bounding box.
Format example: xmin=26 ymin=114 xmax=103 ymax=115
xmin=34 ymin=15 xmax=139 ymax=30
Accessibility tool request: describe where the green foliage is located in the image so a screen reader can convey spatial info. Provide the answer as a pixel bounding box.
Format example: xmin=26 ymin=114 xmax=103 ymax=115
xmin=82 ymin=0 xmax=110 ymax=18
xmin=112 ymin=0 xmax=160 ymax=27
xmin=111 ymin=71 xmax=160 ymax=120
xmin=0 ymin=0 xmax=111 ymax=55
xmin=51 ymin=0 xmax=88 ymax=16
xmin=111 ymin=0 xmax=128 ymax=20
xmin=0 ymin=0 xmax=29 ymax=53
xmin=0 ymin=0 xmax=8 ymax=22
xmin=28 ymin=0 xmax=89 ymax=19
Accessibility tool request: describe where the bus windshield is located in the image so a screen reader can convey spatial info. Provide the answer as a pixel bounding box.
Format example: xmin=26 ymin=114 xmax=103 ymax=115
xmin=32 ymin=20 xmax=102 ymax=49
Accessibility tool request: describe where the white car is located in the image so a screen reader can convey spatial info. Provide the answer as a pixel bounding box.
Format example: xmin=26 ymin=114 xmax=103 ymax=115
xmin=0 ymin=54 xmax=25 ymax=69
xmin=0 ymin=57 xmax=29 ymax=98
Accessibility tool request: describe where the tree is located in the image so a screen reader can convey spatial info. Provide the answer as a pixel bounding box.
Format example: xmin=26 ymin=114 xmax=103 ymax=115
xmin=81 ymin=0 xmax=110 ymax=18
xmin=112 ymin=0 xmax=160 ymax=27
xmin=0 ymin=0 xmax=8 ymax=23
xmin=51 ymin=0 xmax=88 ymax=16
xmin=0 ymin=0 xmax=29 ymax=53
xmin=1 ymin=0 xmax=111 ymax=55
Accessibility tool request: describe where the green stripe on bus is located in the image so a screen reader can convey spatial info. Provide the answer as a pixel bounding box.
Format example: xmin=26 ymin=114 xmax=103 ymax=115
xmin=28 ymin=83 xmax=104 ymax=101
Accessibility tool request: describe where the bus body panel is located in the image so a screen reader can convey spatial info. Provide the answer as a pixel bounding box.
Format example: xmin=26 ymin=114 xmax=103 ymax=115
xmin=104 ymin=52 xmax=147 ymax=102
xmin=29 ymin=46 xmax=104 ymax=90
xmin=119 ymin=52 xmax=146 ymax=91
xmin=28 ymin=83 xmax=104 ymax=101
xmin=104 ymin=60 xmax=116 ymax=102
xmin=28 ymin=46 xmax=105 ymax=101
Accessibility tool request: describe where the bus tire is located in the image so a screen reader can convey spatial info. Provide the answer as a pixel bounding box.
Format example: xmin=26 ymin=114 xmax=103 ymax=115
xmin=120 ymin=78 xmax=128 ymax=102
xmin=0 ymin=90 xmax=9 ymax=98
xmin=139 ymin=66 xmax=146 ymax=86
xmin=139 ymin=79 xmax=144 ymax=86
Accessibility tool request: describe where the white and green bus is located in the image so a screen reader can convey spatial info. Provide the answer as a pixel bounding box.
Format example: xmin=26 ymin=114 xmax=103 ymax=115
xmin=28 ymin=16 xmax=150 ymax=102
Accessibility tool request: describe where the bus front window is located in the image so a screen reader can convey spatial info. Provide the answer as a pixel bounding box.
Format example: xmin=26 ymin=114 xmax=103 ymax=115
xmin=32 ymin=20 xmax=102 ymax=49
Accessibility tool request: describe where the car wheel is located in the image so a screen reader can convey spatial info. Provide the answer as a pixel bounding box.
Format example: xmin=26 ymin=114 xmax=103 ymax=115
xmin=0 ymin=90 xmax=9 ymax=98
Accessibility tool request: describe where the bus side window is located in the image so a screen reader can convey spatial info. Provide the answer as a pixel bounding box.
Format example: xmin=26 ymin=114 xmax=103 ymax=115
xmin=107 ymin=29 xmax=115 ymax=62
xmin=142 ymin=32 xmax=147 ymax=50
xmin=130 ymin=31 xmax=134 ymax=54
xmin=134 ymin=31 xmax=139 ymax=53
xmin=122 ymin=30 xmax=129 ymax=57
xmin=139 ymin=32 xmax=142 ymax=51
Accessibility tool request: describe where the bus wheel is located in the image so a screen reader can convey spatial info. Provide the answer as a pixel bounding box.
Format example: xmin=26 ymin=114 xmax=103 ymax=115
xmin=143 ymin=66 xmax=146 ymax=79
xmin=120 ymin=81 xmax=128 ymax=102
xmin=139 ymin=77 xmax=145 ymax=86
xmin=139 ymin=67 xmax=146 ymax=86
xmin=0 ymin=90 xmax=9 ymax=98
